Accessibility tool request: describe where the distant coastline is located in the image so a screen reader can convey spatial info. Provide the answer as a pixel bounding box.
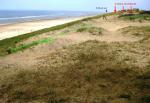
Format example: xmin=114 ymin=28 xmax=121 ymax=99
xmin=0 ymin=10 xmax=100 ymax=25
xmin=0 ymin=15 xmax=96 ymax=26
xmin=0 ymin=15 xmax=97 ymax=40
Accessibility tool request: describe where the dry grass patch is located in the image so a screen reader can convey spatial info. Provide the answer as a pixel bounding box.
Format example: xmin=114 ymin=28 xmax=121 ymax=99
xmin=77 ymin=26 xmax=104 ymax=36
xmin=0 ymin=40 xmax=149 ymax=103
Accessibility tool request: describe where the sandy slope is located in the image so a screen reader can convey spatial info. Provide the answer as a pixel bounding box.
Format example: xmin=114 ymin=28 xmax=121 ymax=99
xmin=0 ymin=15 xmax=150 ymax=68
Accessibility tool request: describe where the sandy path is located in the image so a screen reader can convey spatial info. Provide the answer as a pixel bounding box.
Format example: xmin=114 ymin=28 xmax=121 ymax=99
xmin=0 ymin=17 xmax=87 ymax=40
xmin=91 ymin=16 xmax=150 ymax=42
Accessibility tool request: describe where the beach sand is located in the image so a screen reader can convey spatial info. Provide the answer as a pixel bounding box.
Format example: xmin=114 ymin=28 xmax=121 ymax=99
xmin=0 ymin=17 xmax=87 ymax=40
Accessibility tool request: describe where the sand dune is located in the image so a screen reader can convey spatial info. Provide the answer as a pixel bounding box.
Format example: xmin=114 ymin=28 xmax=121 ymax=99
xmin=0 ymin=13 xmax=150 ymax=103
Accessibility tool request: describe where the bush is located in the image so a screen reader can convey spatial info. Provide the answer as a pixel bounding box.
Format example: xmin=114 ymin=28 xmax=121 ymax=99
xmin=141 ymin=96 xmax=150 ymax=103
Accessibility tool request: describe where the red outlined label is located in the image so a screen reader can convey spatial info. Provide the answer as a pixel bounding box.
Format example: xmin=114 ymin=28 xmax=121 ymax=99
xmin=114 ymin=2 xmax=137 ymax=13
xmin=115 ymin=3 xmax=136 ymax=6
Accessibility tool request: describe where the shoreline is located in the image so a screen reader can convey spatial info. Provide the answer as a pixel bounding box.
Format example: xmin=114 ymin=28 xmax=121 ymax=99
xmin=0 ymin=15 xmax=95 ymax=40
xmin=0 ymin=14 xmax=96 ymax=26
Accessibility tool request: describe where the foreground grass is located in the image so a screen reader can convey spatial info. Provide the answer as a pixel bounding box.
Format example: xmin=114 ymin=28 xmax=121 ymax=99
xmin=0 ymin=40 xmax=150 ymax=103
xmin=0 ymin=20 xmax=81 ymax=56
xmin=7 ymin=37 xmax=55 ymax=53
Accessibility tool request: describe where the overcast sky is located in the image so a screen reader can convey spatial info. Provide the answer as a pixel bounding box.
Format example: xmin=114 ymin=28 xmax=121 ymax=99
xmin=0 ymin=0 xmax=149 ymax=12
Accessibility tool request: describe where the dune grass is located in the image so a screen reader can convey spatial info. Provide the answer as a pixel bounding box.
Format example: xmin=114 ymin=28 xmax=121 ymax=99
xmin=0 ymin=40 xmax=150 ymax=103
xmin=0 ymin=18 xmax=89 ymax=56
xmin=0 ymin=12 xmax=150 ymax=103
xmin=119 ymin=14 xmax=150 ymax=21
xmin=119 ymin=26 xmax=150 ymax=44
xmin=7 ymin=37 xmax=55 ymax=54
xmin=142 ymin=96 xmax=150 ymax=103
xmin=0 ymin=14 xmax=104 ymax=57
xmin=0 ymin=13 xmax=115 ymax=56
xmin=77 ymin=26 xmax=103 ymax=35
xmin=120 ymin=26 xmax=150 ymax=34
xmin=0 ymin=20 xmax=82 ymax=56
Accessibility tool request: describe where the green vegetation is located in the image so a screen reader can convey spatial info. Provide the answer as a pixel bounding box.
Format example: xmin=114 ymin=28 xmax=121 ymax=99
xmin=141 ymin=96 xmax=150 ymax=103
xmin=120 ymin=26 xmax=150 ymax=34
xmin=119 ymin=94 xmax=131 ymax=100
xmin=0 ymin=13 xmax=114 ymax=56
xmin=119 ymin=14 xmax=150 ymax=21
xmin=0 ymin=14 xmax=107 ymax=56
xmin=77 ymin=26 xmax=103 ymax=35
xmin=0 ymin=20 xmax=83 ymax=56
xmin=136 ymin=71 xmax=150 ymax=91
xmin=119 ymin=26 xmax=150 ymax=44
xmin=7 ymin=37 xmax=55 ymax=54
xmin=58 ymin=30 xmax=70 ymax=36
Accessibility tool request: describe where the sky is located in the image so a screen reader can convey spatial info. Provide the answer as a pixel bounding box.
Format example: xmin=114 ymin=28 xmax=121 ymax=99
xmin=0 ymin=0 xmax=149 ymax=12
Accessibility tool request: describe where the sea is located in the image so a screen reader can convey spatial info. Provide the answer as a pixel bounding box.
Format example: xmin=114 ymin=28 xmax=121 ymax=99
xmin=0 ymin=10 xmax=100 ymax=25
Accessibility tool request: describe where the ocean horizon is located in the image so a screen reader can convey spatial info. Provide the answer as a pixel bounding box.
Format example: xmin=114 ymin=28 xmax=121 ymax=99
xmin=0 ymin=10 xmax=100 ymax=25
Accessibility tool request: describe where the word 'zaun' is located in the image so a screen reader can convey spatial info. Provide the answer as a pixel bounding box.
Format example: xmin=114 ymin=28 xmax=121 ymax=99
xmin=114 ymin=2 xmax=136 ymax=13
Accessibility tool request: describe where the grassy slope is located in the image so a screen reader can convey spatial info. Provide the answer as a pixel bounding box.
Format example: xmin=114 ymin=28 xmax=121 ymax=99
xmin=0 ymin=13 xmax=111 ymax=56
xmin=0 ymin=40 xmax=150 ymax=103
xmin=0 ymin=13 xmax=150 ymax=103
xmin=76 ymin=26 xmax=104 ymax=35
xmin=0 ymin=25 xmax=150 ymax=103
xmin=119 ymin=14 xmax=150 ymax=21
xmin=9 ymin=37 xmax=55 ymax=53
xmin=0 ymin=20 xmax=81 ymax=56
